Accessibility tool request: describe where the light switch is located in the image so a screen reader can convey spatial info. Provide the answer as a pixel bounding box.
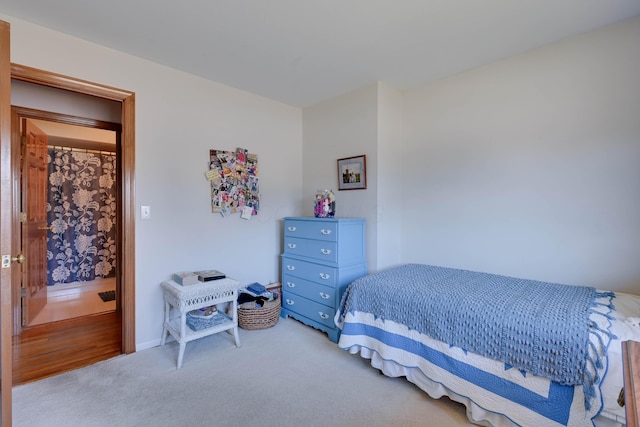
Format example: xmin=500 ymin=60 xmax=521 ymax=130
xmin=141 ymin=205 xmax=151 ymax=220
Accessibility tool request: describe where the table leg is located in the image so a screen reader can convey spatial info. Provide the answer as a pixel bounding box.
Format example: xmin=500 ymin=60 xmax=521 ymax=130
xmin=231 ymin=299 xmax=240 ymax=347
xmin=233 ymin=326 xmax=241 ymax=348
xmin=177 ymin=342 xmax=186 ymax=369
xmin=175 ymin=312 xmax=188 ymax=368
xmin=160 ymin=300 xmax=170 ymax=345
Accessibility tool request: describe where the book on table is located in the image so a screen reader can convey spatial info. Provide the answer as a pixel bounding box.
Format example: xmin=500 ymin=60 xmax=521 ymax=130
xmin=194 ymin=269 xmax=226 ymax=282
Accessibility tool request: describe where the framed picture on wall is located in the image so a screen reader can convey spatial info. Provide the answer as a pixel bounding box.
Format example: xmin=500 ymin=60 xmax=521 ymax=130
xmin=337 ymin=155 xmax=367 ymax=190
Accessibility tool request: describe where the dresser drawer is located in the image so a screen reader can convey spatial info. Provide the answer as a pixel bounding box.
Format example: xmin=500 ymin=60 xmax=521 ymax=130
xmin=284 ymin=219 xmax=337 ymax=242
xmin=281 ymin=257 xmax=337 ymax=287
xmin=282 ymin=274 xmax=335 ymax=307
xmin=282 ymin=293 xmax=336 ymax=329
xmin=283 ymin=237 xmax=338 ymax=263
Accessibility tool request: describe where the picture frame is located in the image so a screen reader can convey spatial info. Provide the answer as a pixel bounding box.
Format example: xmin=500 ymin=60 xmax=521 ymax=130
xmin=337 ymin=155 xmax=367 ymax=190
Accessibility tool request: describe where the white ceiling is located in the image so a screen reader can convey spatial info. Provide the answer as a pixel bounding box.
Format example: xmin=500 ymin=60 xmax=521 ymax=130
xmin=1 ymin=1 xmax=639 ymax=107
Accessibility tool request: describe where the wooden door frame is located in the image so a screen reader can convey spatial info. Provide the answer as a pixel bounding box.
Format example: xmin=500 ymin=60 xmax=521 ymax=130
xmin=8 ymin=64 xmax=136 ymax=356
xmin=1 ymin=19 xmax=13 ymax=426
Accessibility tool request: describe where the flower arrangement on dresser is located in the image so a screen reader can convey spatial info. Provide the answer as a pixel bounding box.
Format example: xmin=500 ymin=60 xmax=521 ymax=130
xmin=313 ymin=189 xmax=335 ymax=218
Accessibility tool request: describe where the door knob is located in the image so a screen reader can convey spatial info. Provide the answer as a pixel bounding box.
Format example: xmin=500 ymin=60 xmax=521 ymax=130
xmin=1 ymin=253 xmax=25 ymax=268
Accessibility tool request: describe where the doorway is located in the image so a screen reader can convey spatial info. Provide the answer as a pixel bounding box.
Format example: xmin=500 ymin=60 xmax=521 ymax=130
xmin=8 ymin=64 xmax=136 ymax=385
xmin=15 ymin=111 xmax=120 ymax=328
xmin=11 ymin=108 xmax=123 ymax=385
xmin=8 ymin=63 xmax=136 ymax=352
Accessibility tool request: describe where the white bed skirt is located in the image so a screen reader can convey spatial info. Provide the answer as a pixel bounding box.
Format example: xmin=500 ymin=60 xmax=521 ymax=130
xmin=349 ymin=345 xmax=624 ymax=427
xmin=337 ymin=289 xmax=640 ymax=427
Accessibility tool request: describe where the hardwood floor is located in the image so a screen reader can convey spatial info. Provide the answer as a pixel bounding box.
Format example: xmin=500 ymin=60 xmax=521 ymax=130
xmin=12 ymin=279 xmax=122 ymax=386
xmin=12 ymin=311 xmax=122 ymax=385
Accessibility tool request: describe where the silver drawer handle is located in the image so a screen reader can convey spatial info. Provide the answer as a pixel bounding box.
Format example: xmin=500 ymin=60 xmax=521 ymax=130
xmin=286 ymin=281 xmax=296 ymax=288
xmin=320 ymin=229 xmax=332 ymax=235
xmin=320 ymin=249 xmax=331 ymax=255
xmin=319 ymin=312 xmax=330 ymax=319
xmin=287 ymin=226 xmax=297 ymax=231
xmin=319 ymin=273 xmax=330 ymax=280
xmin=319 ymin=292 xmax=330 ymax=299
xmin=288 ymin=243 xmax=297 ymax=249
xmin=287 ymin=265 xmax=295 ymax=271
xmin=286 ymin=299 xmax=295 ymax=306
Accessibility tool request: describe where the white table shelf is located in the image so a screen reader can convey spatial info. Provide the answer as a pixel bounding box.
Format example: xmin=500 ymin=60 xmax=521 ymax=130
xmin=160 ymin=278 xmax=241 ymax=368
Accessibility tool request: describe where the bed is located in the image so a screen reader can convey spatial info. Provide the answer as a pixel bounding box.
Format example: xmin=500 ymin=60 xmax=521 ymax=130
xmin=335 ymin=264 xmax=640 ymax=427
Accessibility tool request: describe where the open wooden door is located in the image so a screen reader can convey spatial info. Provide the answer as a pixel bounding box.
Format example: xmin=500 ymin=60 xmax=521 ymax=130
xmin=20 ymin=119 xmax=48 ymax=325
xmin=0 ymin=19 xmax=13 ymax=427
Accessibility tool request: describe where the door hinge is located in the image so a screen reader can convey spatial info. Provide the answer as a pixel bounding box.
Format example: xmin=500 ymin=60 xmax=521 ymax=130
xmin=21 ymin=287 xmax=26 ymax=297
xmin=20 ymin=212 xmax=27 ymax=223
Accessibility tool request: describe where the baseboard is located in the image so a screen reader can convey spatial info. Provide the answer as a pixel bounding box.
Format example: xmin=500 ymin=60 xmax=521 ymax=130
xmin=136 ymin=337 xmax=162 ymax=352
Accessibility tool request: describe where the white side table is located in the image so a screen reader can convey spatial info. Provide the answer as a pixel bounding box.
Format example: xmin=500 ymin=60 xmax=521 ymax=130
xmin=160 ymin=278 xmax=241 ymax=368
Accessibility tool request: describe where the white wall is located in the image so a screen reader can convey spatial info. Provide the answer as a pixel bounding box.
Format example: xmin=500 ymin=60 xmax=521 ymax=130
xmin=302 ymin=83 xmax=379 ymax=271
xmin=301 ymin=82 xmax=404 ymax=273
xmin=402 ymin=17 xmax=640 ymax=293
xmin=2 ymin=14 xmax=303 ymax=349
xmin=11 ymin=79 xmax=121 ymax=123
xmin=376 ymin=83 xmax=403 ymax=270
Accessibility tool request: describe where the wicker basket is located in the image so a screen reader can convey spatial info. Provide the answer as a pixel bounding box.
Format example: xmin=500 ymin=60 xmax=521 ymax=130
xmin=238 ymin=293 xmax=281 ymax=330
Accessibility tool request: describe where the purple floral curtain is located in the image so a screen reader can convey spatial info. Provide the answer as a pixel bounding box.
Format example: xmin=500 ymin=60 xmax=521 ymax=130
xmin=47 ymin=148 xmax=117 ymax=285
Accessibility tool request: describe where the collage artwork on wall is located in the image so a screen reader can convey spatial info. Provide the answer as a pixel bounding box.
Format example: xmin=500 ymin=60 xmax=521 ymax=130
xmin=206 ymin=147 xmax=259 ymax=218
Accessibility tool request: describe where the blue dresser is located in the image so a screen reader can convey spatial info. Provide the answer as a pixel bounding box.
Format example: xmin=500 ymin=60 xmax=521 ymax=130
xmin=280 ymin=217 xmax=367 ymax=343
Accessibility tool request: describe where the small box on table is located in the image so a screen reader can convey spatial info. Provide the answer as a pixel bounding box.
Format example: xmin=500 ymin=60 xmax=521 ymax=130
xmin=172 ymin=272 xmax=199 ymax=286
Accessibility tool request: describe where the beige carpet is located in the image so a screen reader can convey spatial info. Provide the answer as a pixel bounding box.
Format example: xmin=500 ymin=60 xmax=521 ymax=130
xmin=13 ymin=317 xmax=475 ymax=426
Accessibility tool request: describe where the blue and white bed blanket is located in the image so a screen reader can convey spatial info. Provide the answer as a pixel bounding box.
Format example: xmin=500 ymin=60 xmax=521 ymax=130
xmin=335 ymin=264 xmax=617 ymax=427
